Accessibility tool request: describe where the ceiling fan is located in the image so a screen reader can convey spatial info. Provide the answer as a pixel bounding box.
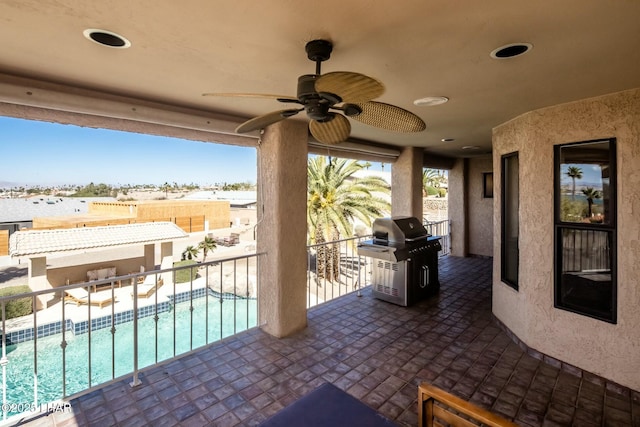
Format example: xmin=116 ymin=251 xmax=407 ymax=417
xmin=203 ymin=39 xmax=426 ymax=145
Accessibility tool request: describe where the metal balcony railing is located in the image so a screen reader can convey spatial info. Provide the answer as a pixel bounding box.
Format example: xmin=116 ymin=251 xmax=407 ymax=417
xmin=306 ymin=235 xmax=373 ymax=308
xmin=305 ymin=222 xmax=451 ymax=308
xmin=424 ymin=219 xmax=451 ymax=256
xmin=0 ymin=253 xmax=261 ymax=421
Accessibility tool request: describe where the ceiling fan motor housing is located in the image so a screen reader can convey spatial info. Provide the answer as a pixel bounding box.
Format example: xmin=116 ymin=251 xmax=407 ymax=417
xmin=297 ymin=74 xmax=336 ymax=121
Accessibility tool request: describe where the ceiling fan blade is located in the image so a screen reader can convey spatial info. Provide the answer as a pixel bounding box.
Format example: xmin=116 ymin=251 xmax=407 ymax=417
xmin=203 ymin=92 xmax=299 ymax=103
xmin=235 ymin=109 xmax=301 ymax=133
xmin=315 ymin=72 xmax=385 ymax=103
xmin=309 ymin=113 xmax=351 ymax=145
xmin=203 ymin=92 xmax=288 ymax=99
xmin=351 ymin=101 xmax=426 ymax=132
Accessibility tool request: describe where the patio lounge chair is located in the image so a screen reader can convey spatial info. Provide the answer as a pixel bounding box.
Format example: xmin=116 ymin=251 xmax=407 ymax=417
xmin=65 ymin=287 xmax=114 ymax=308
xmin=133 ymin=275 xmax=164 ymax=298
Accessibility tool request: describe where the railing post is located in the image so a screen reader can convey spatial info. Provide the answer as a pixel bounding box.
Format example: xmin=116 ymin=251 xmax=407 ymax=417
xmin=357 ymin=253 xmax=362 ymax=298
xmin=130 ymin=276 xmax=141 ymax=387
xmin=1 ymin=302 xmax=7 ymax=421
xmin=32 ymin=295 xmax=38 ymax=408
xmin=60 ymin=292 xmax=68 ymax=398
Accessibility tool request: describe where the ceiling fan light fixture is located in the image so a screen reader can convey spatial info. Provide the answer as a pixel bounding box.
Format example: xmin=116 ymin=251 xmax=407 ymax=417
xmin=413 ymin=96 xmax=448 ymax=107
xmin=83 ymin=29 xmax=131 ymax=48
xmin=490 ymin=43 xmax=532 ymax=59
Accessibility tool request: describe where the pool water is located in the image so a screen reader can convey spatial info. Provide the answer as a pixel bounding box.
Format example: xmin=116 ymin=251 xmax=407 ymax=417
xmin=2 ymin=295 xmax=257 ymax=418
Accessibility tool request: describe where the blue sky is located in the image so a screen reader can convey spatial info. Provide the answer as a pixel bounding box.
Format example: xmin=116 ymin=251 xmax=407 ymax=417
xmin=0 ymin=116 xmax=258 ymax=187
xmin=560 ymin=163 xmax=605 ymax=189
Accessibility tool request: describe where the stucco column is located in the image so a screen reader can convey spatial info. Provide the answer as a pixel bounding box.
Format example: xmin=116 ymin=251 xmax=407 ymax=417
xmin=159 ymin=242 xmax=173 ymax=283
xmin=392 ymin=146 xmax=424 ymax=219
xmin=143 ymin=243 xmax=154 ymax=272
xmin=28 ymin=256 xmax=51 ymax=309
xmin=256 ymin=120 xmax=308 ymax=338
xmin=448 ymin=158 xmax=469 ymax=256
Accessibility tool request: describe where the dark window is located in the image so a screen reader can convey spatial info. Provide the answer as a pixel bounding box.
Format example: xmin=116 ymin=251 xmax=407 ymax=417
xmin=554 ymin=138 xmax=616 ymax=323
xmin=483 ymin=172 xmax=494 ymax=198
xmin=501 ymin=153 xmax=519 ymax=289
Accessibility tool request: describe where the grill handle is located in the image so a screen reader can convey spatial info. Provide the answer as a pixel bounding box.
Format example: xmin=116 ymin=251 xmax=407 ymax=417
xmin=404 ymin=234 xmax=431 ymax=243
xmin=421 ymin=265 xmax=430 ymax=288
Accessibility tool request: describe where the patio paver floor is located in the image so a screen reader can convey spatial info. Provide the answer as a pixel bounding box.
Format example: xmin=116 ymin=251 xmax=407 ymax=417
xmin=16 ymin=256 xmax=639 ymax=426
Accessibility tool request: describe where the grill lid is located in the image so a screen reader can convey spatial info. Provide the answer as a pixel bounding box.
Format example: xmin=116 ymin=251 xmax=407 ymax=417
xmin=372 ymin=216 xmax=429 ymax=243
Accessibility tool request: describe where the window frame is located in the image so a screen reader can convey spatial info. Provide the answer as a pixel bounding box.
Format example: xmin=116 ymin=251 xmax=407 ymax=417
xmin=553 ymin=138 xmax=617 ymax=323
xmin=501 ymin=152 xmax=519 ymax=290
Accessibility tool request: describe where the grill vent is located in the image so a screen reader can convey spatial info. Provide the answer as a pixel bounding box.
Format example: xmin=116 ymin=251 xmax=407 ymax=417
xmin=375 ymin=284 xmax=399 ymax=297
xmin=376 ymin=261 xmax=400 ymax=271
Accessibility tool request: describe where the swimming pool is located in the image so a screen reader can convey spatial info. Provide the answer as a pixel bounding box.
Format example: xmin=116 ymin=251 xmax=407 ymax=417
xmin=2 ymin=294 xmax=257 ymax=418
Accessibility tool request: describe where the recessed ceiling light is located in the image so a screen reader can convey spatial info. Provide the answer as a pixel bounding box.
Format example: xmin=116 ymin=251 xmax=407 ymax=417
xmin=441 ymin=138 xmax=455 ymax=142
xmin=490 ymin=43 xmax=532 ymax=59
xmin=413 ymin=96 xmax=448 ymax=107
xmin=83 ymin=29 xmax=131 ymax=48
xmin=462 ymin=145 xmax=480 ymax=150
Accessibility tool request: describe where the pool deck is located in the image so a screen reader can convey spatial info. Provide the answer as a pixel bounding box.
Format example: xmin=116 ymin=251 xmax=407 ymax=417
xmin=5 ymin=256 xmax=640 ymax=426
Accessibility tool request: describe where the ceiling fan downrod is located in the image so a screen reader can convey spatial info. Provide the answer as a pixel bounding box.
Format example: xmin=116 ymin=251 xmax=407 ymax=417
xmin=305 ymin=39 xmax=332 ymax=75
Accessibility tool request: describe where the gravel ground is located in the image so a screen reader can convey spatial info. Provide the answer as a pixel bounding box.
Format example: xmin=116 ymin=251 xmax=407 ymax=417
xmin=0 ymin=265 xmax=28 ymax=289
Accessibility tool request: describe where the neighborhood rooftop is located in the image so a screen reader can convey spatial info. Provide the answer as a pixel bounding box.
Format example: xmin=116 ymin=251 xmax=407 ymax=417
xmin=9 ymin=222 xmax=188 ymax=257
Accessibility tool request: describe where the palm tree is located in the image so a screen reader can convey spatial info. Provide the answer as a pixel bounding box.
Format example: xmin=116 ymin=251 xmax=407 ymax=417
xmin=308 ymin=156 xmax=391 ymax=281
xmin=181 ymin=245 xmax=200 ymax=261
xmin=566 ymin=166 xmax=583 ymax=201
xmin=422 ymin=169 xmax=445 ymax=196
xmin=198 ymin=236 xmax=217 ymax=262
xmin=582 ymin=187 xmax=601 ymax=218
xmin=162 ymin=182 xmax=171 ymax=198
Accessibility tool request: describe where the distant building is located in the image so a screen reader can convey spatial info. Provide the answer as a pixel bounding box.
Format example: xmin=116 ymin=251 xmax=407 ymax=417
xmin=185 ymin=190 xmax=257 ymax=208
xmin=32 ymin=199 xmax=230 ymax=233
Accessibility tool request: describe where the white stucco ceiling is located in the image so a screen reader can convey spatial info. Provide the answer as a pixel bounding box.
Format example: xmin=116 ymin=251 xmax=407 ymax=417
xmin=0 ymin=1 xmax=639 ymax=158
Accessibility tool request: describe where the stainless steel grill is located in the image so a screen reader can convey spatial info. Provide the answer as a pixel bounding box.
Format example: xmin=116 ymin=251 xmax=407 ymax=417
xmin=357 ymin=216 xmax=441 ymax=306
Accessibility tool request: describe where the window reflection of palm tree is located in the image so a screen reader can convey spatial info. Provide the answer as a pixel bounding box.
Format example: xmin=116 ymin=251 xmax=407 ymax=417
xmin=582 ymin=187 xmax=601 ymax=218
xmin=566 ymin=166 xmax=583 ymax=201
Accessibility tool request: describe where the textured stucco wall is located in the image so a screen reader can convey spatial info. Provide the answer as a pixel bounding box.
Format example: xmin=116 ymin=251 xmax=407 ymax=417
xmin=392 ymin=147 xmax=423 ymax=219
xmin=256 ymin=120 xmax=309 ymax=338
xmin=468 ymin=156 xmax=493 ymax=257
xmin=493 ymin=88 xmax=640 ymax=391
xmin=448 ymin=159 xmax=467 ymax=256
xmin=447 ymin=157 xmax=494 ymax=257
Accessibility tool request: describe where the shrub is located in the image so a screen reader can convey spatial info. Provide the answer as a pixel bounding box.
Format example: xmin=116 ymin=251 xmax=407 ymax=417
xmin=425 ymin=185 xmax=439 ymax=196
xmin=0 ymin=285 xmax=33 ymax=319
xmin=173 ymin=260 xmax=199 ymax=283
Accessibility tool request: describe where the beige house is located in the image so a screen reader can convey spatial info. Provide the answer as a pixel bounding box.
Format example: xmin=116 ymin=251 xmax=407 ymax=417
xmin=9 ymin=222 xmax=188 ymax=308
